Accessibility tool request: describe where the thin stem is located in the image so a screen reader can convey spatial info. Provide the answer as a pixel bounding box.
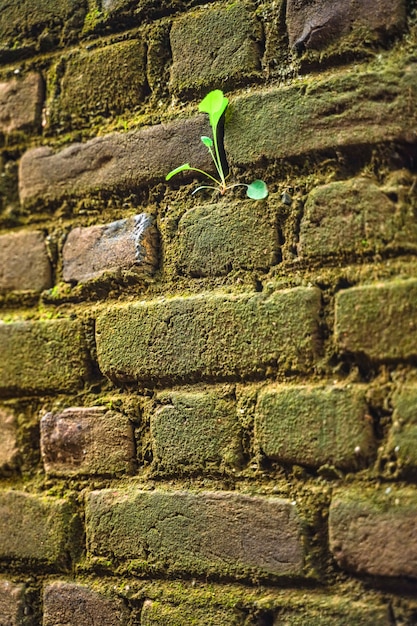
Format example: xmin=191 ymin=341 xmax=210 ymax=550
xmin=191 ymin=184 xmax=220 ymax=195
xmin=207 ymin=145 xmax=224 ymax=184
xmin=187 ymin=167 xmax=222 ymax=187
xmin=212 ymin=124 xmax=226 ymax=188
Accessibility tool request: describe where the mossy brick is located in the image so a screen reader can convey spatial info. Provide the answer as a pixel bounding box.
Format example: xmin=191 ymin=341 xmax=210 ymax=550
xmin=0 ymin=580 xmax=26 ymax=626
xmin=95 ymin=288 xmax=321 ymax=386
xmin=0 ymin=230 xmax=52 ymax=292
xmin=385 ymin=386 xmax=417 ymax=476
xmin=286 ymin=0 xmax=406 ymax=51
xmin=150 ymin=390 xmax=242 ymax=472
xmin=19 ymin=116 xmax=212 ymax=206
xmin=169 ymin=2 xmax=262 ymax=95
xmin=40 ymin=407 xmax=135 ymax=477
xmin=0 ymin=0 xmax=86 ymax=51
xmin=0 ymin=319 xmax=90 ymax=396
xmin=255 ymin=384 xmax=375 ymax=470
xmin=43 ymin=582 xmax=129 ymax=626
xmin=335 ymin=279 xmax=417 ymax=362
xmin=0 ymin=407 xmax=18 ymax=471
xmin=86 ymin=489 xmax=304 ymax=578
xmin=329 ymin=485 xmax=417 ymax=578
xmin=0 ymin=490 xmax=77 ymax=567
xmin=225 ymin=64 xmax=417 ymax=165
xmin=62 ymin=214 xmax=158 ymax=283
xmin=56 ymin=39 xmax=147 ymax=126
xmin=0 ymin=73 xmax=44 ymax=134
xmin=141 ymin=599 xmax=243 ymax=626
xmin=173 ymin=200 xmax=279 ymax=277
xmin=298 ymin=178 xmax=398 ymax=259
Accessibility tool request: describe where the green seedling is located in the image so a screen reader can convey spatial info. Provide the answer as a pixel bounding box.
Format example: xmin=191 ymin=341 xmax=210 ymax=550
xmin=166 ymin=89 xmax=268 ymax=200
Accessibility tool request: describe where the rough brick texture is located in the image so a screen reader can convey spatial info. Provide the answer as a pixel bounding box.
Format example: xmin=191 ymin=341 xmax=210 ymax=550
xmin=150 ymin=390 xmax=241 ymax=471
xmin=329 ymin=486 xmax=417 ymax=578
xmin=86 ymin=489 xmax=304 ymax=578
xmin=0 ymin=72 xmax=44 ymax=134
xmin=0 ymin=319 xmax=89 ymax=395
xmin=43 ymin=582 xmax=129 ymax=626
xmin=40 ymin=407 xmax=135 ymax=476
xmin=96 ymin=288 xmax=321 ymax=385
xmin=335 ymin=279 xmax=417 ymax=362
xmin=255 ymin=384 xmax=375 ymax=470
xmin=385 ymin=386 xmax=417 ymax=476
xmin=0 ymin=490 xmax=76 ymax=566
xmin=141 ymin=598 xmax=242 ymax=626
xmin=0 ymin=230 xmax=52 ymax=292
xmin=170 ymin=2 xmax=261 ymax=94
xmin=62 ymin=214 xmax=158 ymax=283
xmin=172 ymin=201 xmax=279 ymax=276
xmin=0 ymin=580 xmax=26 ymax=626
xmin=0 ymin=407 xmax=18 ymax=471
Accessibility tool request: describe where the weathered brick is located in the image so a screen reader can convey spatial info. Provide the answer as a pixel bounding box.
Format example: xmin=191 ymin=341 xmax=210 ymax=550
xmin=225 ymin=65 xmax=417 ymax=165
xmin=95 ymin=288 xmax=321 ymax=386
xmin=286 ymin=0 xmax=406 ymax=51
xmin=150 ymin=390 xmax=241 ymax=471
xmin=171 ymin=201 xmax=279 ymax=277
xmin=255 ymin=384 xmax=375 ymax=470
xmin=0 ymin=490 xmax=76 ymax=566
xmin=170 ymin=3 xmax=261 ymax=94
xmin=385 ymin=386 xmax=417 ymax=476
xmin=0 ymin=230 xmax=52 ymax=292
xmin=329 ymin=485 xmax=417 ymax=578
xmin=335 ymin=279 xmax=417 ymax=362
xmin=0 ymin=407 xmax=18 ymax=471
xmin=43 ymin=582 xmax=129 ymax=626
xmin=0 ymin=580 xmax=26 ymax=626
xmin=0 ymin=319 xmax=89 ymax=396
xmin=141 ymin=598 xmax=242 ymax=626
xmin=86 ymin=489 xmax=304 ymax=578
xmin=40 ymin=407 xmax=135 ymax=476
xmin=56 ymin=39 xmax=147 ymax=125
xmin=298 ymin=178 xmax=397 ymax=259
xmin=19 ymin=116 xmax=211 ymax=206
xmin=0 ymin=73 xmax=44 ymax=134
xmin=62 ymin=214 xmax=158 ymax=283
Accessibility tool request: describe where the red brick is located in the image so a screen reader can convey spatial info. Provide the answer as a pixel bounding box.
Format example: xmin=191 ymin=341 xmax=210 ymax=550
xmin=329 ymin=485 xmax=417 ymax=578
xmin=62 ymin=214 xmax=158 ymax=283
xmin=0 ymin=580 xmax=26 ymax=626
xmin=0 ymin=230 xmax=52 ymax=292
xmin=86 ymin=489 xmax=305 ymax=578
xmin=40 ymin=407 xmax=135 ymax=476
xmin=0 ymin=407 xmax=18 ymax=471
xmin=43 ymin=582 xmax=129 ymax=626
xmin=0 ymin=72 xmax=44 ymax=133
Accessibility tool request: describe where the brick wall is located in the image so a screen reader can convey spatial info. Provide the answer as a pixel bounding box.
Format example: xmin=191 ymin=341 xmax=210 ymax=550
xmin=0 ymin=0 xmax=417 ymax=624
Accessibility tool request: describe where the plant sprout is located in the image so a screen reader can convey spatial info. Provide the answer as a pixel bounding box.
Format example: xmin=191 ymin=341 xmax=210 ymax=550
xmin=166 ymin=90 xmax=268 ymax=200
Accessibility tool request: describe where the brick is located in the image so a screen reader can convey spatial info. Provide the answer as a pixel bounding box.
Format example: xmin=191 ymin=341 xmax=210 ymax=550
xmin=0 ymin=490 xmax=76 ymax=566
xmin=141 ymin=599 xmax=242 ymax=626
xmin=40 ymin=407 xmax=135 ymax=476
xmin=62 ymin=214 xmax=158 ymax=283
xmin=172 ymin=201 xmax=279 ymax=277
xmin=298 ymin=178 xmax=397 ymax=259
xmin=0 ymin=407 xmax=18 ymax=471
xmin=0 ymin=319 xmax=89 ymax=396
xmin=0 ymin=230 xmax=52 ymax=292
xmin=255 ymin=384 xmax=375 ymax=470
xmin=86 ymin=489 xmax=304 ymax=577
xmin=150 ymin=390 xmax=241 ymax=472
xmin=170 ymin=3 xmax=261 ymax=94
xmin=225 ymin=65 xmax=417 ymax=165
xmin=335 ymin=279 xmax=417 ymax=362
xmin=19 ymin=116 xmax=211 ymax=206
xmin=385 ymin=386 xmax=417 ymax=476
xmin=43 ymin=582 xmax=129 ymax=626
xmin=96 ymin=288 xmax=321 ymax=386
xmin=329 ymin=485 xmax=417 ymax=578
xmin=0 ymin=580 xmax=26 ymax=626
xmin=286 ymin=0 xmax=406 ymax=51
xmin=0 ymin=73 xmax=44 ymax=134
xmin=56 ymin=39 xmax=147 ymax=125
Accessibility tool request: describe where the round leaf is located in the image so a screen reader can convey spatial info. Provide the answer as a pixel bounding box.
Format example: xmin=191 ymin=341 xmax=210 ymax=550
xmin=201 ymin=136 xmax=213 ymax=147
xmin=246 ymin=179 xmax=268 ymax=200
xmin=199 ymin=90 xmax=228 ymax=132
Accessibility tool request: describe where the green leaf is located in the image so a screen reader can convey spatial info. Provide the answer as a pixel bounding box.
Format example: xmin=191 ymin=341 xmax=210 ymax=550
xmin=246 ymin=179 xmax=268 ymax=200
xmin=201 ymin=136 xmax=213 ymax=148
xmin=199 ymin=90 xmax=228 ymax=132
xmin=166 ymin=163 xmax=191 ymax=181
